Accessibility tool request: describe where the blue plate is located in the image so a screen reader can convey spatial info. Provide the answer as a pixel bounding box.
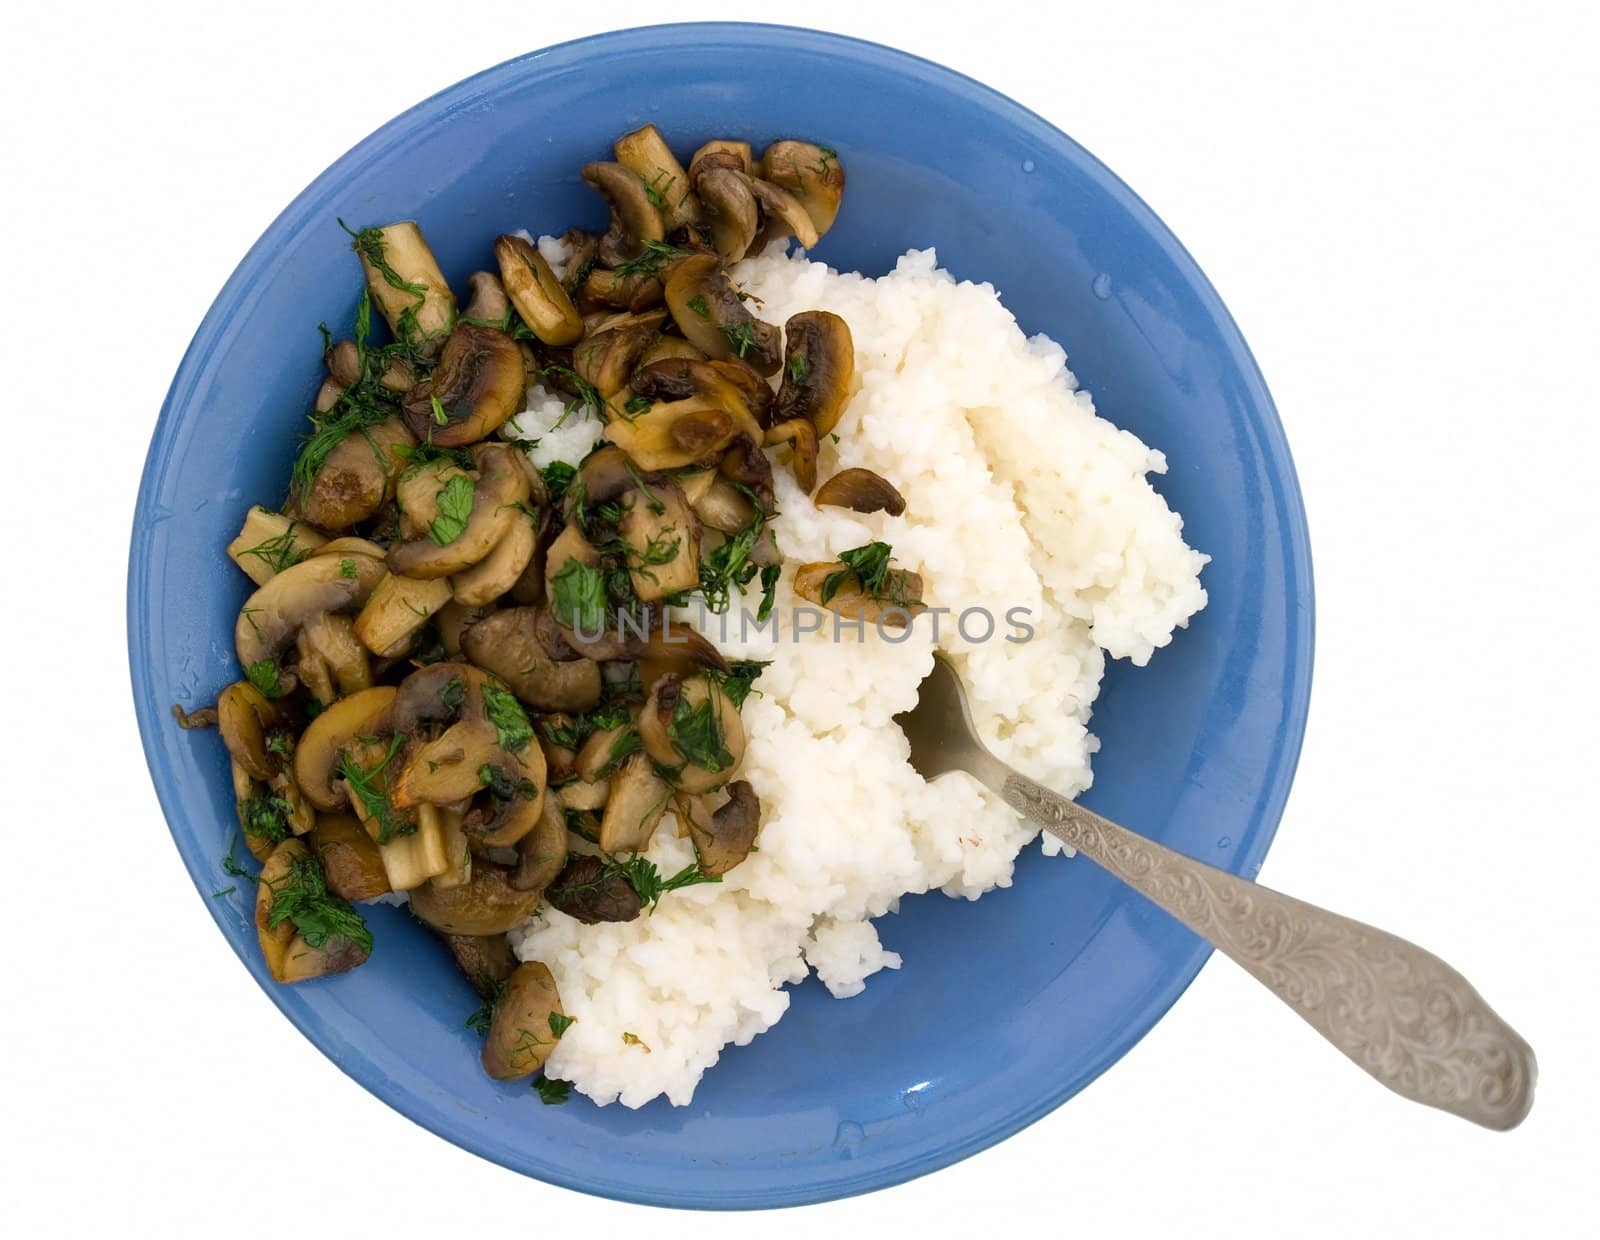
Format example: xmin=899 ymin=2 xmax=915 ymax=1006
xmin=129 ymin=23 xmax=1313 ymax=1209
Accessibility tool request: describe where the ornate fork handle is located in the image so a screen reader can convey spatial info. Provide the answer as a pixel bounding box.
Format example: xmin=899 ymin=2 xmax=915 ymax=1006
xmin=999 ymin=772 xmax=1536 ymax=1130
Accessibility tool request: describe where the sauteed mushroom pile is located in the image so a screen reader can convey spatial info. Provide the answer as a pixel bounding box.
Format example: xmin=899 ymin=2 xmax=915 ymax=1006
xmin=185 ymin=128 xmax=927 ymax=1088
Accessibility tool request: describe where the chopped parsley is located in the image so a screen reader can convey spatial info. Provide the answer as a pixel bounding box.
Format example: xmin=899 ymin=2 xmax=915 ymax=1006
xmin=717 ymin=660 xmax=771 ymax=709
xmin=604 ymin=854 xmax=721 ymax=911
xmin=666 ymin=689 xmax=734 ymax=772
xmin=481 ymin=683 xmax=534 ymax=752
xmin=240 ymin=795 xmax=292 ymax=846
xmin=265 ymin=854 xmax=373 ymax=955
xmin=221 ymin=835 xmax=255 ymax=879
xmin=532 ymin=1076 xmax=572 ymax=1105
xmin=539 ymin=460 xmax=577 ymax=506
xmin=722 ymin=321 xmax=759 ymax=358
xmin=245 ymin=658 xmax=285 ymax=699
xmin=548 ymin=1012 xmax=576 ymax=1037
xmin=428 ymin=474 xmax=475 ymax=546
xmin=338 ymin=557 xmax=358 ymax=579
xmin=686 ymin=294 xmax=709 ymax=318
xmin=550 ymin=556 xmax=608 ymax=633
xmin=477 ymin=762 xmax=538 ymax=801
xmin=822 ymin=541 xmax=895 ymax=603
xmin=787 ymin=352 xmax=810 ymax=386
xmin=623 ymin=393 xmax=652 ymax=416
xmin=337 ymin=734 xmax=412 ymax=843
xmin=593 ymin=726 xmax=642 ymax=777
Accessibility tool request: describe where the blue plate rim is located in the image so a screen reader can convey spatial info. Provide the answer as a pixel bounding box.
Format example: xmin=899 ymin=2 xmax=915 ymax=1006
xmin=128 ymin=21 xmax=1314 ymax=1209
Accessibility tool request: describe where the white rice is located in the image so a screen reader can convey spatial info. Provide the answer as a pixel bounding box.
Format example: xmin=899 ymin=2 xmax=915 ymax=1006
xmin=504 ymin=244 xmax=1208 ymax=1107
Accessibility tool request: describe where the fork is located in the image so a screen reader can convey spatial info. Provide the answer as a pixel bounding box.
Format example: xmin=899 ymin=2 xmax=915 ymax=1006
xmin=893 ymin=652 xmax=1536 ymax=1130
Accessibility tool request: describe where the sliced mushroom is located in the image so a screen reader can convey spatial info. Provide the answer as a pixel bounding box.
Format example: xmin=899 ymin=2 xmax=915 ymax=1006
xmin=637 ymin=335 xmax=706 ymax=369
xmin=255 ymin=839 xmax=370 ymax=984
xmin=462 ymin=741 xmax=548 ymax=849
xmin=395 ymin=458 xmax=470 ymax=537
xmin=573 ymin=317 xmax=663 ymax=403
xmin=775 ymin=310 xmax=854 ymax=437
xmin=582 ymin=266 xmax=664 ymax=312
xmin=325 ymin=338 xmax=415 ymax=393
xmin=575 ymin=723 xmax=639 ymax=783
xmin=311 ymin=813 xmax=392 ymax=902
xmin=598 ymin=751 xmax=672 ymax=852
xmin=614 ymin=124 xmax=701 ymax=229
xmin=510 ymin=794 xmax=569 ymax=894
xmin=760 ymin=141 xmax=845 ymax=237
xmin=391 ymin=718 xmax=501 ymax=808
xmin=377 ymin=800 xmax=450 ymax=890
xmin=296 ymin=613 xmax=371 ymax=706
xmin=400 ymin=323 xmax=526 ymax=446
xmin=354 ymin=572 xmax=454 ymax=657
xmin=718 ymin=431 xmax=777 ymax=510
xmin=663 ymin=254 xmax=781 ymax=375
xmin=482 ymin=962 xmax=567 ymax=1081
xmin=746 ymin=174 xmax=820 ymax=250
xmin=792 ymin=560 xmax=925 ymax=626
xmin=814 ymin=468 xmax=906 ymax=515
xmin=695 ymin=165 xmax=760 ymax=265
xmin=494 ymin=234 xmax=584 ymax=346
xmin=617 ymin=474 xmax=701 ymax=602
xmin=633 ymin=618 xmax=731 ymax=689
xmin=765 ymin=417 xmax=818 ymax=494
xmin=690 ymin=476 xmax=758 ymax=533
xmin=689 ymin=139 xmax=752 ymax=178
xmin=452 ymin=512 xmax=537 ymax=607
xmin=387 ymin=443 xmax=531 ymax=579
xmin=408 ymin=861 xmax=544 ymax=935
xmin=227 ymin=507 xmax=327 ymax=586
xmin=440 ymin=931 xmax=518 ymax=999
xmin=637 ymin=673 xmax=745 ymax=794
xmin=603 ymin=397 xmax=739 ymax=472
xmin=461 ymin=607 xmax=603 ymax=713
xmin=461 ymin=270 xmax=510 ymax=324
xmin=235 ymin=550 xmax=386 ymax=669
xmin=434 ymin=599 xmax=494 ymax=657
xmin=557 ymin=777 xmax=610 ymax=812
xmin=292 ymin=686 xmax=396 ymax=811
xmin=629 ymin=357 xmax=767 ymax=443
xmin=431 ymin=804 xmax=473 ymax=890
xmin=582 ymin=162 xmax=665 ymax=267
xmin=558 ymin=228 xmax=602 ymax=295
xmin=216 ymin=680 xmax=287 ymax=781
xmin=353 ymin=221 xmax=457 ymax=357
xmin=546 ymin=854 xmax=641 ymax=924
xmin=542 ymin=525 xmax=613 ymax=642
xmin=297 ymin=416 xmax=416 ymax=531
xmin=683 ymin=780 xmax=760 ymax=877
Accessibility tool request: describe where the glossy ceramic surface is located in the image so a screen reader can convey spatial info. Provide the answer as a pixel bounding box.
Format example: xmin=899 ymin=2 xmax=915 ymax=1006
xmin=129 ymin=23 xmax=1313 ymax=1208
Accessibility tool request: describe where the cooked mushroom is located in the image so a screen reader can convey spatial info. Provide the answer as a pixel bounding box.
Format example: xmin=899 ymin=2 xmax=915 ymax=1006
xmin=759 ymin=141 xmax=845 ymax=237
xmin=663 ymin=254 xmax=781 ymax=375
xmin=683 ymin=780 xmax=760 ymax=876
xmin=431 ymin=804 xmax=473 ymax=890
xmin=376 ymin=798 xmax=451 ymax=891
xmin=296 ymin=416 xmax=416 ymax=531
xmin=296 ymin=613 xmax=372 ymax=705
xmin=598 ymin=751 xmax=672 ymax=852
xmin=695 ymin=165 xmax=760 ymax=265
xmin=400 ymin=323 xmax=526 ymax=446
xmin=325 ymin=338 xmax=414 ymax=393
xmin=408 ymin=860 xmax=544 ymax=935
xmin=637 ymin=673 xmax=745 ymax=794
xmin=557 ymin=776 xmax=610 ymax=813
xmin=311 ymin=813 xmax=392 ymax=902
xmin=614 ymin=124 xmax=701 ymax=230
xmin=387 ymin=443 xmax=531 ymax=578
xmin=235 ymin=550 xmax=386 ymax=670
xmin=481 ymin=961 xmax=567 ymax=1081
xmin=558 ymin=228 xmax=602 ymax=297
xmin=509 ymin=793 xmax=568 ymax=894
xmin=689 ymin=477 xmax=758 ymax=534
xmin=217 ymin=680 xmax=288 ymax=781
xmin=774 ymin=310 xmax=854 ymax=437
xmin=354 ymin=572 xmax=454 ymax=657
xmin=255 ymin=838 xmax=371 ymax=983
xmin=292 ymin=685 xmax=396 ymax=811
xmin=494 ymin=234 xmax=584 ymax=346
xmin=629 ymin=357 xmax=767 ymax=442
xmin=461 ymin=607 xmax=603 ymax=713
xmin=394 ymin=457 xmax=469 ymax=536
xmin=575 ymin=723 xmax=639 ymax=783
xmin=689 ymin=139 xmax=752 ymax=178
xmin=461 ymin=270 xmax=510 ymax=324
xmin=440 ymin=931 xmax=518 ymax=999
xmin=615 ymin=473 xmax=701 ymax=602
xmin=765 ymin=417 xmax=818 ymax=494
xmin=637 ymin=335 xmax=706 ymax=369
xmin=814 ymin=468 xmax=906 ymax=515
xmin=582 ymin=266 xmax=664 ymax=312
xmin=391 ymin=718 xmax=502 ymax=807
xmin=582 ymin=162 xmax=665 ymax=267
xmin=546 ymin=854 xmax=641 ymax=924
xmin=793 ymin=559 xmax=925 ymax=626
xmin=227 ymin=507 xmax=327 ymax=586
xmin=633 ymin=618 xmax=731 ymax=688
xmin=603 ymin=397 xmax=739 ymax=472
xmin=434 ymin=599 xmax=494 ymax=657
xmin=573 ymin=316 xmax=663 ymax=403
xmin=352 ymin=220 xmax=457 ymax=358
xmin=746 ymin=174 xmax=820 ymax=250
xmin=452 ymin=511 xmax=537 ymax=607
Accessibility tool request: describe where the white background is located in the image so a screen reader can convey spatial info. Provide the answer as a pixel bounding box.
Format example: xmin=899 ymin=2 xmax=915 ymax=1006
xmin=3 ymin=1 xmax=1596 ymax=1235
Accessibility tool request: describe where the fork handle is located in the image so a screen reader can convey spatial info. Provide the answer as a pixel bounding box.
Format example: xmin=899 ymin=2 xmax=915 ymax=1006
xmin=995 ymin=770 xmax=1536 ymax=1129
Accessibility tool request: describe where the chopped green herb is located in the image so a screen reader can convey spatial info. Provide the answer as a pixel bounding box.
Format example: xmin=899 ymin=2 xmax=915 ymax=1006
xmin=538 ymin=365 xmax=609 ymax=427
xmin=221 ymin=836 xmax=254 ymax=879
xmin=438 ymin=677 xmax=467 ymax=712
xmin=239 ymin=525 xmax=306 ymax=575
xmin=717 ymin=660 xmax=771 ymax=709
xmin=481 ymin=684 xmax=534 ymax=752
xmin=429 ymin=395 xmax=449 ymax=426
xmin=212 ymin=886 xmax=236 ymax=898
xmin=722 ymin=321 xmax=759 ymax=358
xmin=428 ymin=474 xmax=475 ymax=546
xmin=478 ymin=762 xmax=538 ymax=801
xmin=240 ymin=795 xmax=292 ymax=845
xmin=265 ymin=731 xmax=295 ymax=759
xmin=604 ymin=854 xmax=721 ymax=911
xmin=533 ymin=1076 xmax=572 ymax=1105
xmin=338 ymin=557 xmax=358 ymax=579
xmin=787 ymin=352 xmax=810 ymax=385
xmin=613 ymin=238 xmax=691 ymax=278
xmin=821 ymin=540 xmax=894 ymax=603
xmin=539 ymin=460 xmax=577 ymax=506
xmin=686 ymin=294 xmax=709 ymax=318
xmin=245 ymin=658 xmax=285 ymax=699
xmin=337 ymin=734 xmax=413 ymax=843
xmin=548 ymin=1012 xmax=576 ymax=1037
xmin=666 ymin=688 xmax=733 ymax=772
xmin=550 ymin=555 xmax=609 ymax=633
xmin=624 ymin=394 xmax=652 ymax=416
xmin=266 ymin=853 xmax=373 ymax=955
xmin=465 ymin=979 xmax=506 ymax=1035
